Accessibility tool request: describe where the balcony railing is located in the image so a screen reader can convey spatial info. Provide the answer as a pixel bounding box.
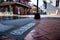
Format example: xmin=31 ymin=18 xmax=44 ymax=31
xmin=0 ymin=0 xmax=21 ymax=3
xmin=0 ymin=0 xmax=30 ymax=8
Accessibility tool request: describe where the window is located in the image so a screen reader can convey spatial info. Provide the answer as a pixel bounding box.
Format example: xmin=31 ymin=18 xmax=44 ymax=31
xmin=0 ymin=0 xmax=4 ymax=3
xmin=56 ymin=0 xmax=59 ymax=7
xmin=6 ymin=0 xmax=13 ymax=2
xmin=4 ymin=0 xmax=6 ymax=2
xmin=0 ymin=0 xmax=1 ymax=3
xmin=16 ymin=0 xmax=21 ymax=2
xmin=43 ymin=1 xmax=47 ymax=9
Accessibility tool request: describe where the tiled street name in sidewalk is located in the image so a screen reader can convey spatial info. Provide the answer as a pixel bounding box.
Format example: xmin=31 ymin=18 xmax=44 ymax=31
xmin=10 ymin=23 xmax=36 ymax=35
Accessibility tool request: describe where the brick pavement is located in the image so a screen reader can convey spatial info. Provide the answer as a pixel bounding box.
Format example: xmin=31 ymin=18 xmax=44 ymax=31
xmin=25 ymin=18 xmax=60 ymax=40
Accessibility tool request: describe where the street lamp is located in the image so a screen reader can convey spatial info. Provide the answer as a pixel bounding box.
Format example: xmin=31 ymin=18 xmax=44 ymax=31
xmin=34 ymin=0 xmax=40 ymax=19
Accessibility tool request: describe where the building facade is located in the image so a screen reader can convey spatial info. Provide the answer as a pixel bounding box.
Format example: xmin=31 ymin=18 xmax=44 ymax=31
xmin=43 ymin=0 xmax=60 ymax=15
xmin=0 ymin=0 xmax=31 ymax=15
xmin=30 ymin=5 xmax=41 ymax=15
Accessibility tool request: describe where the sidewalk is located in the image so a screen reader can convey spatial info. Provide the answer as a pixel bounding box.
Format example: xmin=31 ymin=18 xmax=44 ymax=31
xmin=20 ymin=15 xmax=60 ymax=18
xmin=0 ymin=12 xmax=60 ymax=18
xmin=0 ymin=18 xmax=34 ymax=32
xmin=25 ymin=17 xmax=60 ymax=40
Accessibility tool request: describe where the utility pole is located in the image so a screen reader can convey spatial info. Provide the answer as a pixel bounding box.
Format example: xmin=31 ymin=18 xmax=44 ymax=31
xmin=34 ymin=0 xmax=40 ymax=19
xmin=37 ymin=0 xmax=39 ymax=12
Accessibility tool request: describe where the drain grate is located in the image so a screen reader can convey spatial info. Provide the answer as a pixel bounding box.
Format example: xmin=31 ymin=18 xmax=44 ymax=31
xmin=10 ymin=23 xmax=36 ymax=35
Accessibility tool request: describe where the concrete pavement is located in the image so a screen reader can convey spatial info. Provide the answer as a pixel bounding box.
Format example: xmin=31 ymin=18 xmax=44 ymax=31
xmin=0 ymin=18 xmax=34 ymax=32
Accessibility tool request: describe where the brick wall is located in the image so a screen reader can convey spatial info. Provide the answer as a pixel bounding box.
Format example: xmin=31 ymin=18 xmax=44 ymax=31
xmin=20 ymin=7 xmax=25 ymax=15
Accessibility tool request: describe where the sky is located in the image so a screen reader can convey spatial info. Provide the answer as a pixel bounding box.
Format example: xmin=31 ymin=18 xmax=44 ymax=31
xmin=30 ymin=0 xmax=43 ymax=7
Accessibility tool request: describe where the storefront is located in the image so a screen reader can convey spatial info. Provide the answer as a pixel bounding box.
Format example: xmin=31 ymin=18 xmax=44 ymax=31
xmin=0 ymin=0 xmax=31 ymax=15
